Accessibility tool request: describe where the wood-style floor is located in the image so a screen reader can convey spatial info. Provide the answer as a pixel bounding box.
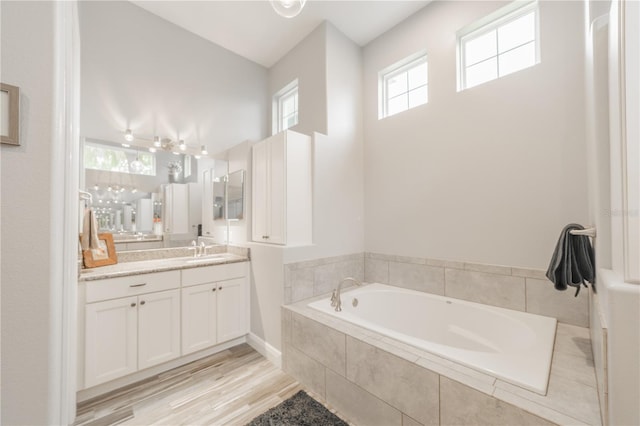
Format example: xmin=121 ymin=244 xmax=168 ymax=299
xmin=74 ymin=344 xmax=304 ymax=426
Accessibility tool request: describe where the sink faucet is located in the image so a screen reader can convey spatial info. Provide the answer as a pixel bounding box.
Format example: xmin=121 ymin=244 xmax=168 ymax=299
xmin=330 ymin=277 xmax=362 ymax=312
xmin=188 ymin=240 xmax=198 ymax=258
xmin=199 ymin=241 xmax=207 ymax=257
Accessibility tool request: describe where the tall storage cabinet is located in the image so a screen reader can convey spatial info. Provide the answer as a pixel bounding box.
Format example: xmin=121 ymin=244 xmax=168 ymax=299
xmin=251 ymin=130 xmax=312 ymax=245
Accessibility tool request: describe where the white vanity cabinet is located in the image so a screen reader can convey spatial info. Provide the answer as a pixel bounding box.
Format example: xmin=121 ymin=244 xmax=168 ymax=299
xmin=181 ymin=263 xmax=248 ymax=355
xmin=83 ymin=271 xmax=181 ymax=388
xmin=251 ymin=130 xmax=312 ymax=245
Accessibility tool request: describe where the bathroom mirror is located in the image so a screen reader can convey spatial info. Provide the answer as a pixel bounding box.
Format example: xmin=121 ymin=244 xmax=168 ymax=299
xmin=82 ymin=137 xmax=200 ymax=234
xmin=226 ymin=170 xmax=244 ymax=220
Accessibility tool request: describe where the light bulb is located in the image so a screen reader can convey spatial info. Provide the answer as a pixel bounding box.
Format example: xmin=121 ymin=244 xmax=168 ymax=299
xmin=107 ymin=186 xmax=113 ymax=192
xmin=148 ymin=147 xmax=157 ymax=153
xmin=124 ymin=129 xmax=134 ymax=142
xmin=270 ymin=0 xmax=306 ymax=18
xmin=121 ymin=143 xmax=130 ymax=148
xmin=179 ymin=140 xmax=186 ymax=151
xmin=172 ymin=151 xmax=180 ymax=156
xmin=194 ymin=155 xmax=201 ymax=159
xmin=201 ymin=145 xmax=208 ymax=155
xmin=131 ymin=188 xmax=137 ymax=193
xmin=153 ymin=136 xmax=161 ymax=147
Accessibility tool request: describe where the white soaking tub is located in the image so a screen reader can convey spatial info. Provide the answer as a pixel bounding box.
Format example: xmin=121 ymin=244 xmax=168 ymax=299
xmin=308 ymin=283 xmax=557 ymax=395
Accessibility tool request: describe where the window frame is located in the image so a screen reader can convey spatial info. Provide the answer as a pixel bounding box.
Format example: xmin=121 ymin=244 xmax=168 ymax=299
xmin=457 ymin=0 xmax=540 ymax=91
xmin=273 ymin=79 xmax=299 ymax=135
xmin=84 ymin=141 xmax=156 ymax=176
xmin=378 ymin=52 xmax=429 ymax=119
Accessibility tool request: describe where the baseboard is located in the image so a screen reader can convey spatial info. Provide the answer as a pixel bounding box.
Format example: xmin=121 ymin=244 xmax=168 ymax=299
xmin=247 ymin=332 xmax=282 ymax=369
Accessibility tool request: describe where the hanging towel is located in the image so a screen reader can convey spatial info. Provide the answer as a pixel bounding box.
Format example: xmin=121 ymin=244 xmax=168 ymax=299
xmin=546 ymin=224 xmax=595 ymax=296
xmin=81 ymin=208 xmax=102 ymax=251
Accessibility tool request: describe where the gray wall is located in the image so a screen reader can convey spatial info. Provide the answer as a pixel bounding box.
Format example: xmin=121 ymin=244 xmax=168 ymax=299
xmin=363 ymin=1 xmax=588 ymax=269
xmin=79 ymin=1 xmax=269 ymax=155
xmin=1 ymin=1 xmax=60 ymax=423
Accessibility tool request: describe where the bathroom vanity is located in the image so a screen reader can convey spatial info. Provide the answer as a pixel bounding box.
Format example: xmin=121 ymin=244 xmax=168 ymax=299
xmin=77 ymin=248 xmax=250 ymax=396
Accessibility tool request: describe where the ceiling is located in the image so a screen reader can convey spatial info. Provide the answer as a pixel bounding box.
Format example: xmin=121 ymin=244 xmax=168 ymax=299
xmin=131 ymin=1 xmax=431 ymax=68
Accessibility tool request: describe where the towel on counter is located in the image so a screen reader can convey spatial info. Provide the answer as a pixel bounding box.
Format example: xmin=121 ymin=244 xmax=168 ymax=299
xmin=80 ymin=208 xmax=102 ymax=252
xmin=546 ymin=224 xmax=595 ymax=296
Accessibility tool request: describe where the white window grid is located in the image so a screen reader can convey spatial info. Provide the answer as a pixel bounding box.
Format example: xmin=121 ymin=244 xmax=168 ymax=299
xmin=379 ymin=53 xmax=428 ymax=119
xmin=273 ymin=80 xmax=299 ymax=134
xmin=458 ymin=1 xmax=540 ymax=91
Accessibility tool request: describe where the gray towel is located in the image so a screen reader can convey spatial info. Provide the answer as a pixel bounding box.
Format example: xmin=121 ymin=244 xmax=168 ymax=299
xmin=546 ymin=224 xmax=595 ymax=296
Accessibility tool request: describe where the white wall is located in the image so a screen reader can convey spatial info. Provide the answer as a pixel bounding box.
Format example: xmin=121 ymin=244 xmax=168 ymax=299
xmin=363 ymin=1 xmax=588 ymax=270
xmin=1 ymin=2 xmax=60 ymax=423
xmin=268 ymin=23 xmax=328 ymax=136
xmin=79 ymin=1 xmax=268 ymax=154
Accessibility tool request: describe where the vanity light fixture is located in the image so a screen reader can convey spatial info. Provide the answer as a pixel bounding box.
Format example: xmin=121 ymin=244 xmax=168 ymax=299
xmin=153 ymin=136 xmax=162 ymax=147
xmin=201 ymin=145 xmax=208 ymax=156
xmin=270 ymin=0 xmax=306 ymax=18
xmin=179 ymin=139 xmax=186 ymax=151
xmin=121 ymin=143 xmax=131 ymax=148
xmin=124 ymin=129 xmax=134 ymax=142
xmin=194 ymin=154 xmax=201 ymax=159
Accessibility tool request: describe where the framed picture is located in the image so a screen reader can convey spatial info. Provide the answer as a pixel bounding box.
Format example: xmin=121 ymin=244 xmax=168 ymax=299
xmin=1 ymin=83 xmax=20 ymax=146
xmin=81 ymin=233 xmax=118 ymax=268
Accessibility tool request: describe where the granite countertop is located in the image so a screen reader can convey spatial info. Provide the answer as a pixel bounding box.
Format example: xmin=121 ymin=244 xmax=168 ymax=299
xmin=79 ymin=252 xmax=249 ymax=282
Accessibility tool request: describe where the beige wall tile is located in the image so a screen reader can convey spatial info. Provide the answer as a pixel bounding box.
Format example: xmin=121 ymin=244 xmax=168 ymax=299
xmin=526 ymin=278 xmax=589 ymax=327
xmin=325 ymin=369 xmax=402 ymax=426
xmin=464 ymin=262 xmax=512 ymax=276
xmin=365 ymin=258 xmax=389 ymax=283
xmin=284 ymin=345 xmax=326 ymax=398
xmin=291 ymin=313 xmax=346 ymax=376
xmin=426 ymin=258 xmax=464 ymax=269
xmin=288 ymin=267 xmax=315 ymax=303
xmin=346 ymin=337 xmax=439 ymax=425
xmin=444 ymin=268 xmax=525 ymax=311
xmin=440 ymin=377 xmax=555 ymax=426
xmin=512 ymin=267 xmax=548 ymax=280
xmin=389 ymin=262 xmax=445 ymax=295
xmin=402 ymin=414 xmax=424 ymax=426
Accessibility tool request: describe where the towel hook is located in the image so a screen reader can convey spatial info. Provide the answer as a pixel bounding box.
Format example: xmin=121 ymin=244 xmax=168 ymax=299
xmin=79 ymin=190 xmax=93 ymax=205
xmin=569 ymin=227 xmax=596 ymax=238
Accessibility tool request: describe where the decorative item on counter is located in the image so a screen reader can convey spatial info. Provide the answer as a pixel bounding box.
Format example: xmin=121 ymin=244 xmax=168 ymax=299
xmin=80 ymin=233 xmax=118 ymax=268
xmin=167 ymin=161 xmax=182 ymax=183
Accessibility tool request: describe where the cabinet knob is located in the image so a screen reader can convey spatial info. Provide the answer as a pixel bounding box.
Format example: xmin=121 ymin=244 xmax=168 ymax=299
xmin=218 ymin=286 xmax=222 ymax=291
xmin=131 ymin=302 xmax=136 ymax=307
xmin=140 ymin=300 xmax=146 ymax=305
xmin=212 ymin=287 xmax=216 ymax=292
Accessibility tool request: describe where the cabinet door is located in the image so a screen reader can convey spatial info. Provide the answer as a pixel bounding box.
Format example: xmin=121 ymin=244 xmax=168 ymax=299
xmin=217 ymin=278 xmax=248 ymax=343
xmin=138 ymin=289 xmax=181 ymax=370
xmin=85 ymin=296 xmax=138 ymax=388
xmin=181 ymin=283 xmax=217 ymax=355
xmin=252 ymin=140 xmax=269 ymax=242
xmin=267 ymin=134 xmax=286 ymax=244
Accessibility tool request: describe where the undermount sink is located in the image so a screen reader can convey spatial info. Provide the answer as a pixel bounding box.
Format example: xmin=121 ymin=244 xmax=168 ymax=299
xmin=185 ymin=254 xmax=230 ymax=264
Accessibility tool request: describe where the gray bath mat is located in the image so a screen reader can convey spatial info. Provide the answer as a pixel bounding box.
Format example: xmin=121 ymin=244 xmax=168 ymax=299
xmin=247 ymin=390 xmax=348 ymax=426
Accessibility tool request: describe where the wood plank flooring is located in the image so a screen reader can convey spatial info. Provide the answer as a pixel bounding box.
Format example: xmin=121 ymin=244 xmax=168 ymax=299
xmin=74 ymin=344 xmax=304 ymax=426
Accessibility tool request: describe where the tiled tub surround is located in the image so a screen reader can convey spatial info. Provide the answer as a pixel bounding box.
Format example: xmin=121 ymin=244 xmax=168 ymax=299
xmin=283 ymin=253 xmax=364 ymax=304
xmin=283 ymin=299 xmax=602 ymax=426
xmin=308 ymin=283 xmax=557 ymax=395
xmin=364 ymin=253 xmax=589 ymax=328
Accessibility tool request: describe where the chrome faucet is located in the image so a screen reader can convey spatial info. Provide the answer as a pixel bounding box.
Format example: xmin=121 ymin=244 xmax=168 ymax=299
xmin=330 ymin=277 xmax=362 ymax=312
xmin=199 ymin=241 xmax=207 ymax=257
xmin=188 ymin=240 xmax=198 ymax=258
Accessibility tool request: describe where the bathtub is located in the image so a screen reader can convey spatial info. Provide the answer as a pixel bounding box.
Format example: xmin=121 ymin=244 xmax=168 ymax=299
xmin=308 ymin=283 xmax=557 ymax=395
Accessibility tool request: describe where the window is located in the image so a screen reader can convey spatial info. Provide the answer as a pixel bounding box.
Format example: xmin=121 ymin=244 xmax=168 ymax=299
xmin=84 ymin=142 xmax=156 ymax=176
xmin=273 ymin=79 xmax=298 ymax=134
xmin=379 ymin=53 xmax=428 ymax=119
xmin=458 ymin=1 xmax=539 ymax=90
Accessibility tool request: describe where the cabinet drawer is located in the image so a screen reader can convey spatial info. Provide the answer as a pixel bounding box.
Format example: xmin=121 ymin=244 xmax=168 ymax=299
xmin=85 ymin=270 xmax=181 ymax=303
xmin=182 ymin=262 xmax=247 ymax=287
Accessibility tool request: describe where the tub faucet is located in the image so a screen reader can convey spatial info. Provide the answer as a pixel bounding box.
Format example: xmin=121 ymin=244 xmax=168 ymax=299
xmin=330 ymin=277 xmax=362 ymax=312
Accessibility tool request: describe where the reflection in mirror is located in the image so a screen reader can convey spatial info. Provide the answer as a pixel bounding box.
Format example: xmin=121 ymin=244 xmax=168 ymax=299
xmin=227 ymin=170 xmax=244 ymax=220
xmin=213 ymin=176 xmax=225 ymax=221
xmin=82 ymin=138 xmax=199 ymax=236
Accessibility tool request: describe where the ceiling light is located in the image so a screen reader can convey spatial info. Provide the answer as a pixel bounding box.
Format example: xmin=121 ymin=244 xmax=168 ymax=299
xmin=124 ymin=129 xmax=134 ymax=142
xmin=194 ymin=154 xmax=201 ymax=159
xmin=270 ymin=0 xmax=306 ymax=18
xmin=201 ymin=145 xmax=208 ymax=155
xmin=179 ymin=139 xmax=186 ymax=151
xmin=153 ymin=136 xmax=161 ymax=147
xmin=148 ymin=147 xmax=157 ymax=153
